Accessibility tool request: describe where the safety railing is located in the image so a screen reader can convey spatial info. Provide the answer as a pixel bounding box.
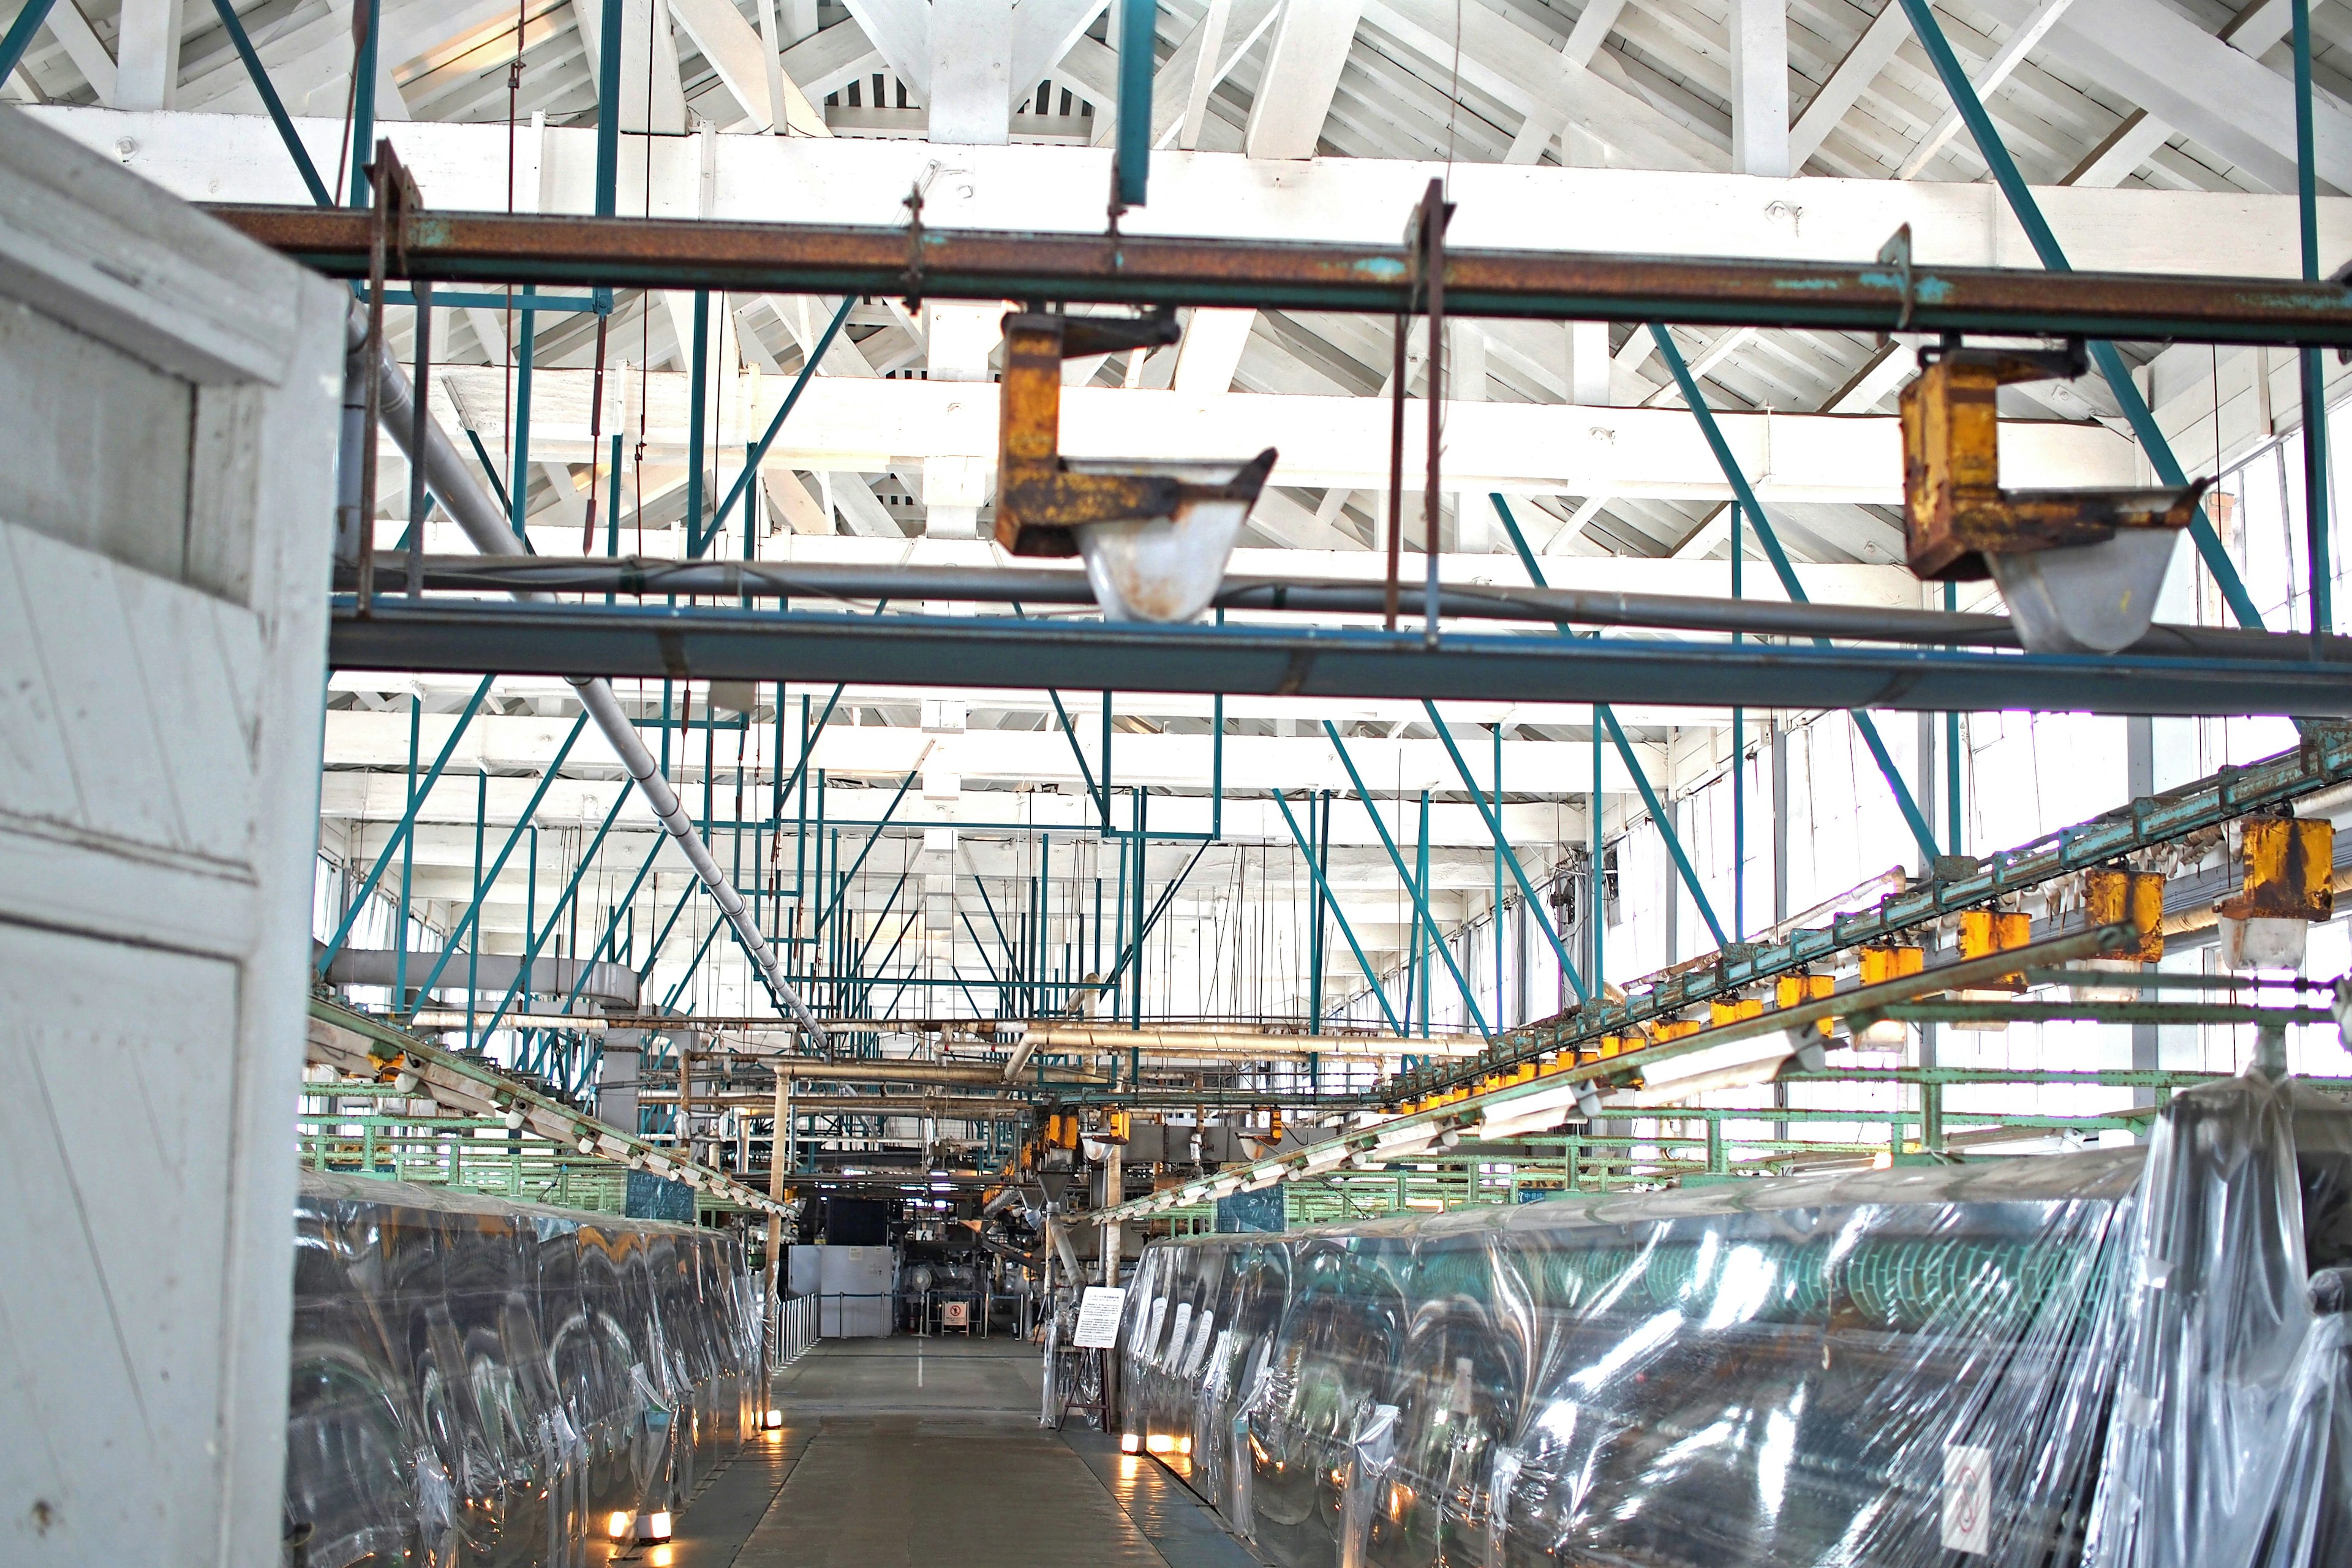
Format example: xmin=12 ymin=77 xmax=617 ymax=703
xmin=771 ymin=1291 xmax=820 ymax=1366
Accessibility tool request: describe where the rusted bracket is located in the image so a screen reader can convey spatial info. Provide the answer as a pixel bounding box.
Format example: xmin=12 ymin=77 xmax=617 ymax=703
xmin=1419 ymin=179 xmax=1454 ymax=649
xmin=994 ymin=308 xmax=1191 ymax=556
xmin=1900 ymin=339 xmax=2206 ymax=579
xmin=355 ymin=139 xmax=428 ymax=612
xmin=902 ymin=183 xmax=927 ymax=307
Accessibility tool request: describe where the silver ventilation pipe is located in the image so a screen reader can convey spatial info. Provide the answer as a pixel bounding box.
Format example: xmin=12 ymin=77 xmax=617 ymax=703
xmin=351 ymin=311 xmax=827 ymax=1044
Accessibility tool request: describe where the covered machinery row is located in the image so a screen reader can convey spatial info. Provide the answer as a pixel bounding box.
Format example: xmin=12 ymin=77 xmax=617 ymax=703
xmin=1114 ymin=1071 xmax=2352 ymax=1568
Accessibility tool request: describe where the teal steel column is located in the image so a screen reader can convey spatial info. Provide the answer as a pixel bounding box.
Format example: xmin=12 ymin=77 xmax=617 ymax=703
xmin=848 ymin=864 xmax=914 ymax=978
xmin=480 ymin=779 xmax=641 ymax=1036
xmin=1599 ymin=704 xmax=1728 ymax=950
xmin=1324 ymin=722 xmax=1494 ymax=1041
xmin=467 ymin=771 xmax=484 ymax=1048
xmin=406 ymin=712 xmax=594 ymax=1006
xmin=394 ymin=694 xmax=418 ymax=1009
xmin=1112 ymin=0 xmax=1155 ymax=209
xmin=1945 ymin=580 xmax=1963 ymax=851
xmin=348 ymin=0 xmax=380 ymax=208
xmin=685 ymin=290 xmax=710 ymax=553
xmin=2294 ymin=0 xmax=2332 ymax=637
xmin=1423 ymin=701 xmax=1589 ymax=1002
xmin=1307 ymin=791 xmax=1328 ymax=1030
xmin=593 ymin=0 xmax=624 ymax=217
xmin=813 ymin=770 xmax=918 ymax=933
xmin=1415 ymin=790 xmax=1431 ymax=1037
xmin=1489 ymin=493 xmax=1732 ymax=948
xmin=1732 ymin=502 xmax=1745 ymax=941
xmin=1890 ymin=0 xmax=2266 ymax=633
xmin=524 ymin=824 xmax=536 ymax=1001
xmin=1493 ymin=725 xmax=1504 ymax=1022
xmin=508 ymin=288 xmax=537 ymax=538
xmin=1110 ymin=832 xmax=1128 ymax=1019
xmin=1591 ymin=719 xmax=1604 ymax=992
xmin=606 ymin=431 xmax=622 ymax=570
xmin=1131 ymin=788 xmax=1147 ymax=1026
xmin=1645 ymin=334 xmax=1942 ymax=867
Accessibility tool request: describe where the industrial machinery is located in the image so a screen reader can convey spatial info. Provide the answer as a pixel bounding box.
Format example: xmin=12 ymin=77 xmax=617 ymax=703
xmin=1117 ymin=1072 xmax=2352 ymax=1568
xmin=993 ymin=306 xmax=1278 ymax=622
xmin=282 ymin=1173 xmax=760 ymax=1566
xmin=1899 ymin=340 xmax=2206 ymax=654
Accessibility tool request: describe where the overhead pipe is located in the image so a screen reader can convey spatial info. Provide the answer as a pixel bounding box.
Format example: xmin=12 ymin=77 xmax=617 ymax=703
xmin=638 ymin=1090 xmax=1030 ymax=1117
xmin=766 ymin=1058 xmax=1100 ymax=1087
xmin=350 ymin=310 xmax=828 ymax=1043
xmin=349 ymin=552 xmax=2352 ymax=663
xmin=219 ymin=203 xmax=2352 ymax=346
xmin=1017 ymin=1025 xmax=1486 ymax=1058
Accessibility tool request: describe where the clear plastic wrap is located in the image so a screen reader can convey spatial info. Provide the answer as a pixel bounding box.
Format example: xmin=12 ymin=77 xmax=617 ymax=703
xmin=2085 ymin=1071 xmax=2352 ymax=1568
xmin=284 ymin=1172 xmax=758 ymax=1567
xmin=1119 ymin=1077 xmax=2352 ymax=1568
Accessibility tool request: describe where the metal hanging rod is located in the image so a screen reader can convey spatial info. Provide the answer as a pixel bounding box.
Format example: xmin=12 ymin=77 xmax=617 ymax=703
xmin=209 ymin=203 xmax=2352 ymax=345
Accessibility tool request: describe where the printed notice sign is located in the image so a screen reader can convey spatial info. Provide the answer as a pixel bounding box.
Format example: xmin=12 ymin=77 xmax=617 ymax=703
xmin=1942 ymin=1444 xmax=1992 ymax=1555
xmin=1072 ymin=1286 xmax=1128 ymax=1349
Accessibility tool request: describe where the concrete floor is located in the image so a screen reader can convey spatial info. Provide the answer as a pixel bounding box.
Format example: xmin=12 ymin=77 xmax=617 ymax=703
xmin=655 ymin=1338 xmax=1257 ymax=1567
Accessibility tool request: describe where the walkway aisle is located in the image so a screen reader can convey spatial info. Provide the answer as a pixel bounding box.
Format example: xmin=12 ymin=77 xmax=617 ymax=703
xmin=725 ymin=1338 xmax=1258 ymax=1568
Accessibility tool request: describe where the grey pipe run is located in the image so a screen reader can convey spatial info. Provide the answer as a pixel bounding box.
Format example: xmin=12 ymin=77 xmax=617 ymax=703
xmin=322 ymin=946 xmax=639 ymax=1008
xmin=347 ymin=312 xmax=827 ymax=1043
xmin=350 ymin=551 xmax=2352 ymax=664
xmin=774 ymin=1059 xmax=1093 ymax=1087
xmin=641 ymin=1090 xmax=1030 ymax=1117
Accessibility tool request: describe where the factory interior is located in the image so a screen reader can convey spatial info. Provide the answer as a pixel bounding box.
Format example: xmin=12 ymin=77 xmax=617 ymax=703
xmin=11 ymin=0 xmax=2352 ymax=1562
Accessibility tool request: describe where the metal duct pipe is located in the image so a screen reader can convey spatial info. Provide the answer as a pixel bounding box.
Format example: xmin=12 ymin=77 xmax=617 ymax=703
xmin=322 ymin=946 xmax=639 ymax=1007
xmin=639 ymin=1090 xmax=1030 ymax=1117
xmin=1019 ymin=1025 xmax=1486 ymax=1058
xmin=999 ymin=1035 xmax=1040 ymax=1082
xmin=777 ymin=1059 xmax=1090 ymax=1087
xmin=352 ymin=310 xmax=826 ymax=1042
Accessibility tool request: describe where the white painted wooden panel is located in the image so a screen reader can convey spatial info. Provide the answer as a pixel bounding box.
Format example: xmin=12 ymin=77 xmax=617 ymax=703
xmin=0 ymin=921 xmax=239 ymax=1564
xmin=0 ymin=111 xmax=342 ymax=1568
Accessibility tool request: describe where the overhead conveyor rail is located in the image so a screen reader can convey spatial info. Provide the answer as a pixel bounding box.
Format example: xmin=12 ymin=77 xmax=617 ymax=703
xmin=211 ymin=203 xmax=2352 ymax=346
xmin=325 ymin=598 xmax=2352 ymax=718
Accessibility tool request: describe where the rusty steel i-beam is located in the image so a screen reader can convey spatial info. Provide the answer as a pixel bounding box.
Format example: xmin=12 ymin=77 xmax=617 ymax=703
xmin=205 ymin=203 xmax=2352 ymax=346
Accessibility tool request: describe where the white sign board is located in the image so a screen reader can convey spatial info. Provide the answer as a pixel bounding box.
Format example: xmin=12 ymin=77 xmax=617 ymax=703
xmin=1072 ymin=1286 xmax=1129 ymax=1349
xmin=1942 ymin=1443 xmax=1992 ymax=1555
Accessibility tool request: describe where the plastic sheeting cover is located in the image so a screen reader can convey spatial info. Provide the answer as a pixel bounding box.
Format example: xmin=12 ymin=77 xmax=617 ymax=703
xmin=1118 ymin=1072 xmax=2352 ymax=1568
xmin=285 ymin=1172 xmax=759 ymax=1567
